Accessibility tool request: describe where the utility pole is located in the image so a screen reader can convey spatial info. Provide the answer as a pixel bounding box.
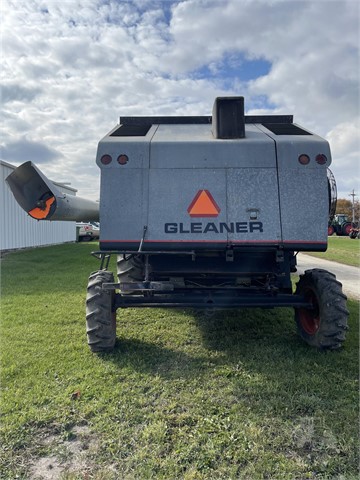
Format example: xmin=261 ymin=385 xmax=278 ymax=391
xmin=349 ymin=189 xmax=357 ymax=223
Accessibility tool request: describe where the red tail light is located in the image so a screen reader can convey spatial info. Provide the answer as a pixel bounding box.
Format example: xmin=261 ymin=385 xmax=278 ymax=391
xmin=100 ymin=154 xmax=112 ymax=165
xmin=316 ymin=154 xmax=327 ymax=165
xmin=117 ymin=154 xmax=129 ymax=165
xmin=298 ymin=154 xmax=310 ymax=165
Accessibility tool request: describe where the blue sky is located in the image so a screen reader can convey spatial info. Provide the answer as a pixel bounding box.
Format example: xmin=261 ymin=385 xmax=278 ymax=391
xmin=192 ymin=54 xmax=272 ymax=81
xmin=1 ymin=0 xmax=359 ymax=201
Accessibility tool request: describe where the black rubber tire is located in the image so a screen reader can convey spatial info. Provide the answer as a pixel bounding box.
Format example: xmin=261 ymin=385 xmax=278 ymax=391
xmin=86 ymin=270 xmax=116 ymax=352
xmin=294 ymin=269 xmax=349 ymax=349
xmin=327 ymin=225 xmax=335 ymax=236
xmin=342 ymin=222 xmax=352 ymax=236
xmin=117 ymin=255 xmax=144 ymax=293
xmin=349 ymin=230 xmax=357 ymax=239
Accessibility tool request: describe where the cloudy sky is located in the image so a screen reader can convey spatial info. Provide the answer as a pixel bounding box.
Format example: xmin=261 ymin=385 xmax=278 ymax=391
xmin=1 ymin=0 xmax=359 ymax=201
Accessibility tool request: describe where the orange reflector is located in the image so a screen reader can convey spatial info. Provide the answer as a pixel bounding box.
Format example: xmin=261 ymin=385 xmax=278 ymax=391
xmin=187 ymin=190 xmax=221 ymax=217
xmin=28 ymin=196 xmax=55 ymax=219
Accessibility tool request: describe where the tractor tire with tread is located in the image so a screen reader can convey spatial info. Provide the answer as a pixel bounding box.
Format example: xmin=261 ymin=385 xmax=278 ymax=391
xmin=294 ymin=268 xmax=349 ymax=349
xmin=86 ymin=270 xmax=116 ymax=352
xmin=342 ymin=222 xmax=352 ymax=236
xmin=117 ymin=255 xmax=144 ymax=292
xmin=327 ymin=225 xmax=335 ymax=236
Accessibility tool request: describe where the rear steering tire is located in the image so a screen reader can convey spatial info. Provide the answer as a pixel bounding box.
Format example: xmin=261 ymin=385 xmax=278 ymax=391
xmin=294 ymin=269 xmax=349 ymax=349
xmin=86 ymin=270 xmax=116 ymax=352
xmin=117 ymin=255 xmax=144 ymax=281
xmin=117 ymin=255 xmax=144 ymax=293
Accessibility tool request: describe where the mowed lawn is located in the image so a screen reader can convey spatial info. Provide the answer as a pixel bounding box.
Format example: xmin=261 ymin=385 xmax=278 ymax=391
xmin=307 ymin=236 xmax=360 ymax=267
xmin=0 ymin=243 xmax=359 ymax=479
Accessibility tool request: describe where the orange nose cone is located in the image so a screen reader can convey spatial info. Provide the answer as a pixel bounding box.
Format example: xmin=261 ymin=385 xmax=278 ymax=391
xmin=28 ymin=196 xmax=56 ymax=219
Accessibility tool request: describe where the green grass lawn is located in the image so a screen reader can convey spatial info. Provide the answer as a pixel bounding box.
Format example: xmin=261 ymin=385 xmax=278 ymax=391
xmin=1 ymin=244 xmax=359 ymax=479
xmin=307 ymin=236 xmax=360 ymax=267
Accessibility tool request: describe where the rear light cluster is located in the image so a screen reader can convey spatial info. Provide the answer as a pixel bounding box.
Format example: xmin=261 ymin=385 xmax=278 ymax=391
xmin=298 ymin=153 xmax=328 ymax=165
xmin=100 ymin=154 xmax=129 ymax=165
xmin=102 ymin=152 xmax=328 ymax=166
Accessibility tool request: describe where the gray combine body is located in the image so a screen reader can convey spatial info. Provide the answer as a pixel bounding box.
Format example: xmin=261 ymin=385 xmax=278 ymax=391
xmin=97 ymin=113 xmax=330 ymax=253
xmin=6 ymin=97 xmax=349 ymax=352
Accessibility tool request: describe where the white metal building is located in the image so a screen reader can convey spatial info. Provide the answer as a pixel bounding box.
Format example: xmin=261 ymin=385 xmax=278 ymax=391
xmin=0 ymin=160 xmax=76 ymax=251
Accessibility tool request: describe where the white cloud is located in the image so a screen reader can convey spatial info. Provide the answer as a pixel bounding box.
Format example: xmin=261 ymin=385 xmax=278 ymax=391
xmin=327 ymin=122 xmax=359 ymax=159
xmin=326 ymin=121 xmax=360 ymax=198
xmin=0 ymin=0 xmax=358 ymax=202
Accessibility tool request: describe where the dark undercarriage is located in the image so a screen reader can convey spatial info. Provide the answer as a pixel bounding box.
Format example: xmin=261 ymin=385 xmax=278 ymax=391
xmin=93 ymin=247 xmax=311 ymax=310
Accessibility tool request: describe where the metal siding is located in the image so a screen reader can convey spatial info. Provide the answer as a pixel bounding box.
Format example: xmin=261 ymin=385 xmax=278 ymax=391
xmin=148 ymin=168 xmax=227 ymax=243
xmin=98 ymin=124 xmax=279 ymax=246
xmin=226 ymin=168 xmax=282 ymax=242
xmin=100 ymin=168 xmax=147 ymax=242
xmin=97 ymin=120 xmax=331 ymax=250
xmin=150 ymin=124 xmax=276 ymax=169
xmin=1 ymin=162 xmax=76 ymax=250
xmin=272 ymin=135 xmax=331 ymax=244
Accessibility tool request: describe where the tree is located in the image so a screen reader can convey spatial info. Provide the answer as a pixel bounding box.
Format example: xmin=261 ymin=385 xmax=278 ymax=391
xmin=336 ymin=198 xmax=360 ymax=222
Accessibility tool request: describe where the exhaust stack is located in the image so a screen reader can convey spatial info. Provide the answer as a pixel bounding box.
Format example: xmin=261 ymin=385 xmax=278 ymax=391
xmin=6 ymin=161 xmax=99 ymax=222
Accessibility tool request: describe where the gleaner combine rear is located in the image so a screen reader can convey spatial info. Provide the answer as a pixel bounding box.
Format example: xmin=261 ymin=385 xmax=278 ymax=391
xmin=6 ymin=97 xmax=349 ymax=352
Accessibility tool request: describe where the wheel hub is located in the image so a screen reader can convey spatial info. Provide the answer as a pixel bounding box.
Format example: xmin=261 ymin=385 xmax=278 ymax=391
xmin=298 ymin=288 xmax=320 ymax=335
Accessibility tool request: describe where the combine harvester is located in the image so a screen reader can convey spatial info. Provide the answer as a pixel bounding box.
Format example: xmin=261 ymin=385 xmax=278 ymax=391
xmin=6 ymin=97 xmax=349 ymax=352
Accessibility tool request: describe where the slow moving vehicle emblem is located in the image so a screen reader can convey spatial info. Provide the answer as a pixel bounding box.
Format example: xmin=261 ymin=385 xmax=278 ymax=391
xmin=187 ymin=190 xmax=221 ymax=217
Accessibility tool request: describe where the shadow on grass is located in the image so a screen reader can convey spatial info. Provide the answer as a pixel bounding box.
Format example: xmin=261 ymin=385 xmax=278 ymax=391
xmin=192 ymin=307 xmax=298 ymax=350
xmin=105 ymin=306 xmax=332 ymax=369
xmin=103 ymin=307 xmax=299 ymax=376
xmin=102 ymin=304 xmax=358 ymax=423
xmin=191 ymin=305 xmax=359 ymax=419
xmin=191 ymin=303 xmax=358 ymax=365
xmin=102 ymin=336 xmax=207 ymax=379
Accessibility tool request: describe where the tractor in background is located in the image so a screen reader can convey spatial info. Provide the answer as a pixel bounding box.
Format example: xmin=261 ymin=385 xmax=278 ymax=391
xmin=328 ymin=214 xmax=357 ymax=237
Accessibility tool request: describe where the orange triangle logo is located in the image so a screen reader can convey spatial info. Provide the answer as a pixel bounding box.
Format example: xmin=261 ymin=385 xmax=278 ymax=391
xmin=187 ymin=190 xmax=221 ymax=217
